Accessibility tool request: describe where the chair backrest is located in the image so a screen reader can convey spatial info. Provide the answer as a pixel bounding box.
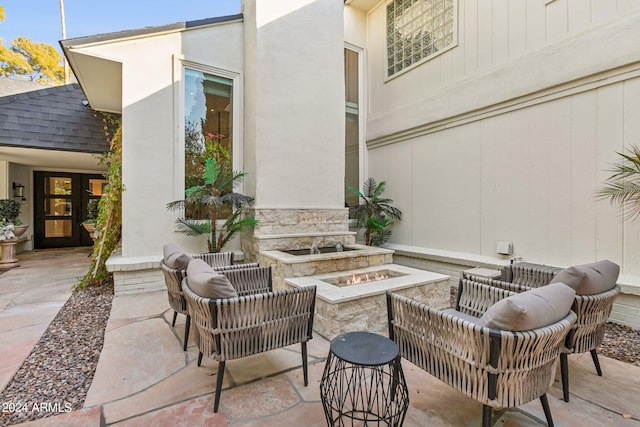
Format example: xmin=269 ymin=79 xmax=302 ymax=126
xmin=222 ymin=266 xmax=273 ymax=296
xmin=509 ymin=262 xmax=562 ymax=288
xmin=468 ymin=261 xmax=621 ymax=353
xmin=193 ymin=251 xmax=234 ymax=268
xmin=455 ymin=279 xmax=516 ymax=318
xmin=182 ymin=277 xmax=316 ymax=361
xmin=387 ymin=291 xmax=576 ymax=408
xmin=160 ymin=261 xmax=188 ymax=314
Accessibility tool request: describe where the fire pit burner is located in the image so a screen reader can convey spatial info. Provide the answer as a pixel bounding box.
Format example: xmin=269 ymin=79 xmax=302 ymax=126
xmin=325 ymin=269 xmax=407 ymax=287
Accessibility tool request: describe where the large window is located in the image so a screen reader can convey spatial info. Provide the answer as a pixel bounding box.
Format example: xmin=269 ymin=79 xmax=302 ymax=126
xmin=345 ymin=48 xmax=360 ymax=209
xmin=184 ymin=68 xmax=233 ymax=219
xmin=387 ymin=0 xmax=456 ymax=77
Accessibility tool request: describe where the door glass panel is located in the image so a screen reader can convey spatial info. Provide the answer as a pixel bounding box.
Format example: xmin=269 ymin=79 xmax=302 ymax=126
xmin=46 ymin=177 xmax=72 ymax=195
xmin=88 ymin=179 xmax=109 ymax=196
xmin=45 ymin=219 xmax=72 ymax=237
xmin=47 ymin=199 xmax=72 ymax=216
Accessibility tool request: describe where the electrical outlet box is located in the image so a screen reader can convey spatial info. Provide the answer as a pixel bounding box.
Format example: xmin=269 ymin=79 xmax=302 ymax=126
xmin=496 ymin=241 xmax=513 ymax=256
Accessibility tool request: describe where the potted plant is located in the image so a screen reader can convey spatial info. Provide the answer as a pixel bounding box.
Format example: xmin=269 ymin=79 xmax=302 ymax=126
xmin=0 ymin=198 xmax=27 ymax=238
xmin=82 ymin=198 xmax=100 ymax=240
xmin=0 ymin=199 xmax=24 ymax=269
xmin=167 ymin=156 xmax=258 ymax=253
xmin=596 ymin=144 xmax=640 ymax=221
xmin=347 ymin=178 xmax=402 ymax=246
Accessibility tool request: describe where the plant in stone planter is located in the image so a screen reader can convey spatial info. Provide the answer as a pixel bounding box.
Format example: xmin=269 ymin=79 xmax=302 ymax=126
xmin=0 ymin=199 xmax=27 ymax=238
xmin=0 ymin=199 xmax=21 ymax=225
xmin=0 ymin=199 xmax=23 ymax=269
xmin=348 ymin=178 xmax=402 ymax=246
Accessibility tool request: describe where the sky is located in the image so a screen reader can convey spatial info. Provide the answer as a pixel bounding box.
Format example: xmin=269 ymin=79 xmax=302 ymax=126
xmin=1 ymin=0 xmax=242 ymax=52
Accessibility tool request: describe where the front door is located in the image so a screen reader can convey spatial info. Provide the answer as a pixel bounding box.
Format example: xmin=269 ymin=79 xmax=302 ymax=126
xmin=33 ymin=172 xmax=108 ymax=249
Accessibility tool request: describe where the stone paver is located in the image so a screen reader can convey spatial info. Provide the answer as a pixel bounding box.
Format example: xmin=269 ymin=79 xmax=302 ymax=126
xmin=0 ymin=248 xmax=90 ymax=394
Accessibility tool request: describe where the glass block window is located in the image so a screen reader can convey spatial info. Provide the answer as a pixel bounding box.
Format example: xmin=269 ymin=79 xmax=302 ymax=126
xmin=387 ymin=0 xmax=456 ymax=77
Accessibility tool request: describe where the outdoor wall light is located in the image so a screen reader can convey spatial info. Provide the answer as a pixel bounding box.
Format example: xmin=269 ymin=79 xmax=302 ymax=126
xmin=13 ymin=182 xmax=25 ymax=200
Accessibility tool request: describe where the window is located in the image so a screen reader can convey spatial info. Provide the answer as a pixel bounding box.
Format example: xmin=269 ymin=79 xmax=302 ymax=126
xmin=387 ymin=0 xmax=456 ymax=77
xmin=184 ymin=68 xmax=233 ymax=219
xmin=345 ymin=47 xmax=360 ymax=209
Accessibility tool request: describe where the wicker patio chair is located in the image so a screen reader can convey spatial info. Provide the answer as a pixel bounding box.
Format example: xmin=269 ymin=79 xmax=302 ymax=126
xmin=182 ymin=266 xmax=317 ymax=413
xmin=160 ymin=251 xmax=244 ymax=351
xmin=463 ymin=261 xmax=621 ymax=402
xmin=387 ymin=289 xmax=576 ymax=427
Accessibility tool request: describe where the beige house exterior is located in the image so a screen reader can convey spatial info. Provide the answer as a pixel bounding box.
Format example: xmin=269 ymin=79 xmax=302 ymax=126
xmin=60 ymin=0 xmax=640 ymax=327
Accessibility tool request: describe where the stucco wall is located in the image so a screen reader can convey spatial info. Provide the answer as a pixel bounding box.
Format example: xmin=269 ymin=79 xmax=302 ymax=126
xmin=72 ymin=21 xmax=244 ymax=258
xmin=244 ymin=0 xmax=345 ymax=209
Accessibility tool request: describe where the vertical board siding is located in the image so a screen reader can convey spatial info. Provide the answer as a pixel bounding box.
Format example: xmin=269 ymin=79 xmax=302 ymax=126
xmin=570 ymin=91 xmax=598 ymax=263
xmin=545 ymin=0 xmax=569 ymax=42
xmin=567 ymin=0 xmax=592 ymax=33
xmin=369 ymin=78 xmax=640 ymax=267
xmin=367 ymin=0 xmax=630 ymax=120
xmin=365 ymin=1 xmax=640 ymax=270
xmin=622 ymin=78 xmax=640 ymax=275
xmin=492 ymin=1 xmax=509 ymax=64
xmin=507 ymin=1 xmax=527 ymax=58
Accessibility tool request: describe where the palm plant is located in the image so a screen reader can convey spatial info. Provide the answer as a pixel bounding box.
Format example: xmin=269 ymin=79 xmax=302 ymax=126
xmin=167 ymin=157 xmax=258 ymax=253
xmin=596 ymin=145 xmax=640 ymax=221
xmin=348 ymin=177 xmax=402 ymax=246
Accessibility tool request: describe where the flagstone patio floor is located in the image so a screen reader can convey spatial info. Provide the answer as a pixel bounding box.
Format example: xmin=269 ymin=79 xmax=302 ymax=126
xmin=1 ymin=248 xmax=639 ymax=426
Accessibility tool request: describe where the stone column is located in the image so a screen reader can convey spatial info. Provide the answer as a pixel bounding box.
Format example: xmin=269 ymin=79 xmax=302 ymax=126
xmin=243 ymin=0 xmax=354 ymax=259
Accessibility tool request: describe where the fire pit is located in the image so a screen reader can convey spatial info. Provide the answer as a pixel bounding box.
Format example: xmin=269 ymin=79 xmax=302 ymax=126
xmin=326 ymin=269 xmax=406 ymax=287
xmin=285 ymin=264 xmax=449 ymax=339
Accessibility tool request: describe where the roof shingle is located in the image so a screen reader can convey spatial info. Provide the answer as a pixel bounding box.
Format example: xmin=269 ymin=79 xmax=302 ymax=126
xmin=0 ymin=78 xmax=110 ymax=154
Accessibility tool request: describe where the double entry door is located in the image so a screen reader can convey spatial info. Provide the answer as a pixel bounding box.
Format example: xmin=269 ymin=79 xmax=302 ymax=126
xmin=33 ymin=172 xmax=108 ymax=249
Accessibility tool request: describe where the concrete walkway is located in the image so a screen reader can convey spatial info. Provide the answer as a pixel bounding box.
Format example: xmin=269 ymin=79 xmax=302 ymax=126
xmin=1 ymin=248 xmax=639 ymax=426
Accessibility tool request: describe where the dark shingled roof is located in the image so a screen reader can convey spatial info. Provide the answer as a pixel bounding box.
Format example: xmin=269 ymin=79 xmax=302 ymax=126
xmin=0 ymin=78 xmax=110 ymax=154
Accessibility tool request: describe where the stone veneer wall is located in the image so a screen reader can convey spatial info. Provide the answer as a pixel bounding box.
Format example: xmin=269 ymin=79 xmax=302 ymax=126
xmin=259 ymin=247 xmax=394 ymax=291
xmin=309 ymin=279 xmax=450 ymax=340
xmin=242 ymin=208 xmax=356 ymax=261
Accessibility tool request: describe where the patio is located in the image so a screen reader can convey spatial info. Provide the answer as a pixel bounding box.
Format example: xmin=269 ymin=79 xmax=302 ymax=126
xmin=0 ymin=249 xmax=639 ymax=426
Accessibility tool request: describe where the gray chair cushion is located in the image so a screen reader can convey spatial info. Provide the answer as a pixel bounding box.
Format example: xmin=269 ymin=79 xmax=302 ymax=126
xmin=478 ymin=282 xmax=575 ymax=331
xmin=186 ymin=258 xmax=237 ymax=299
xmin=163 ymin=243 xmax=191 ymax=269
xmin=553 ymin=260 xmax=619 ymax=295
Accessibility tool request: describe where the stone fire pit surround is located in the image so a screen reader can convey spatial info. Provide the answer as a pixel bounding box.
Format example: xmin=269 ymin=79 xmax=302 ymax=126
xmin=286 ymin=264 xmax=450 ymax=340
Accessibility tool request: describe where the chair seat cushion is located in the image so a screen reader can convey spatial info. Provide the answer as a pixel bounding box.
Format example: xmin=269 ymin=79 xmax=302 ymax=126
xmin=163 ymin=243 xmax=191 ymax=269
xmin=478 ymin=282 xmax=575 ymax=331
xmin=552 ymin=260 xmax=619 ymax=295
xmin=186 ymin=258 xmax=238 ymax=299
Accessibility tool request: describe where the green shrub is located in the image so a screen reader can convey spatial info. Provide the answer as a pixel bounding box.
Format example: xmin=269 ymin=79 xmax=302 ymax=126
xmin=0 ymin=199 xmax=21 ymax=224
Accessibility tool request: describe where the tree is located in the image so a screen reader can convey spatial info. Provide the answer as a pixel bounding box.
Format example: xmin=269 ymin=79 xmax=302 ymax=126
xmin=0 ymin=5 xmax=65 ymax=84
xmin=0 ymin=37 xmax=64 ymax=83
xmin=596 ymin=145 xmax=640 ymax=221
xmin=348 ymin=177 xmax=402 ymax=246
xmin=167 ymin=156 xmax=258 ymax=253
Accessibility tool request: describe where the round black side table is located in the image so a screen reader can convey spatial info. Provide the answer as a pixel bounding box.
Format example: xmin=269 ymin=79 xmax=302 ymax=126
xmin=320 ymin=331 xmax=409 ymax=426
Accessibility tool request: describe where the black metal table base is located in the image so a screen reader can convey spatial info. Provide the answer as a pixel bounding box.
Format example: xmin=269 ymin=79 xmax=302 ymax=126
xmin=320 ymin=332 xmax=409 ymax=427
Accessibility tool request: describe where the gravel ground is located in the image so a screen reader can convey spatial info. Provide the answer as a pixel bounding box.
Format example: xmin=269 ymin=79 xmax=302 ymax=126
xmin=0 ymin=282 xmax=114 ymax=426
xmin=0 ymin=282 xmax=638 ymax=426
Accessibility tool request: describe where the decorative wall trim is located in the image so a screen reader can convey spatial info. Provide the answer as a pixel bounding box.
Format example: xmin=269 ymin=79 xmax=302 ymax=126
xmin=367 ymin=62 xmax=640 ymax=149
